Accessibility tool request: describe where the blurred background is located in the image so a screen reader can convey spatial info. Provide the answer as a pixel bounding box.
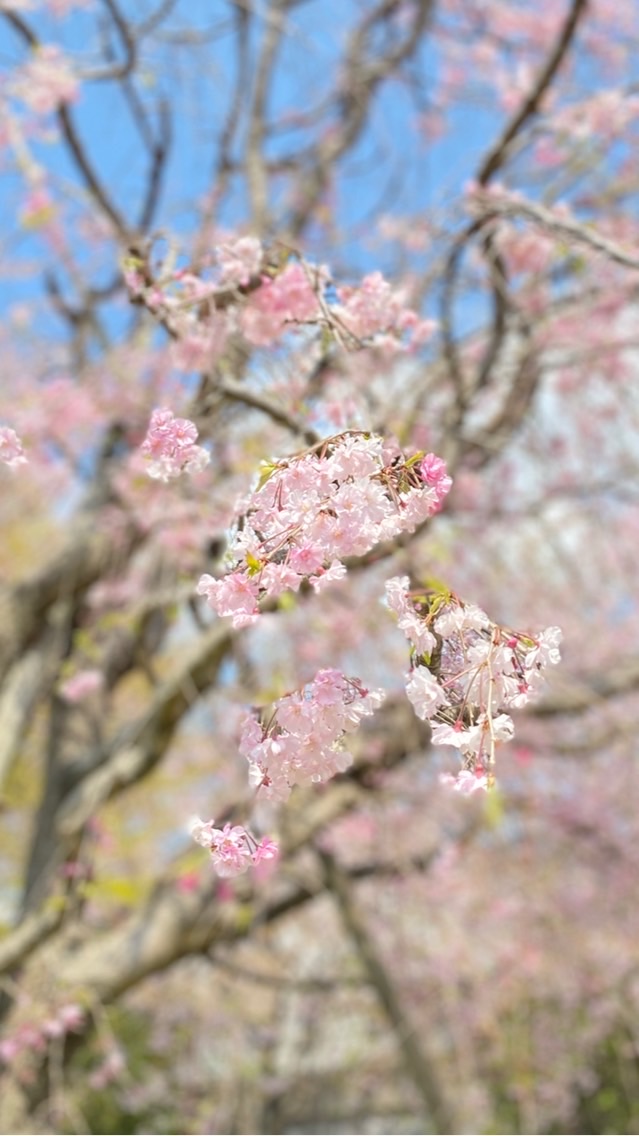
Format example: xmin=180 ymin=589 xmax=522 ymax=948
xmin=1 ymin=1 xmax=639 ymax=1132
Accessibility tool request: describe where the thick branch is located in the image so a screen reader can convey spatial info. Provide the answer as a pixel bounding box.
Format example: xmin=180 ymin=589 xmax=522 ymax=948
xmin=55 ymin=621 xmax=234 ymax=838
xmin=0 ymin=518 xmax=139 ymax=687
xmin=318 ymin=848 xmax=455 ymax=1135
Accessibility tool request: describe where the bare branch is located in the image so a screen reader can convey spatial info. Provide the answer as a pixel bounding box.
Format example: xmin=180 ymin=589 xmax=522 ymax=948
xmin=439 ymin=0 xmax=589 ymax=442
xmin=476 ymin=0 xmax=589 ymax=187
xmin=317 ymin=847 xmax=456 ymax=1135
xmin=471 ymin=194 xmax=639 ymax=274
xmin=82 ymin=0 xmax=136 ymax=83
xmin=287 ymin=0 xmax=435 ymax=238
xmin=246 ymin=0 xmax=288 ymax=233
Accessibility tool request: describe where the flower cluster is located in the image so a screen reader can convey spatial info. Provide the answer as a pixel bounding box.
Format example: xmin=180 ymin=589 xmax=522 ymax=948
xmin=386 ymin=576 xmax=562 ymax=790
xmin=0 ymin=1004 xmax=84 ymax=1067
xmin=240 ymin=262 xmax=320 ymax=345
xmin=10 ymin=44 xmax=79 ymax=115
xmin=238 ymin=668 xmax=386 ymax=801
xmin=189 ymin=817 xmax=278 ymax=878
xmin=0 ymin=425 xmax=27 ymax=469
xmin=140 ymin=407 xmax=210 ymax=481
xmin=216 ymin=235 xmax=263 ymax=287
xmin=336 ymin=270 xmax=436 ymax=350
xmin=197 ymin=432 xmax=452 ymax=628
xmin=126 ymin=249 xmax=437 ymax=364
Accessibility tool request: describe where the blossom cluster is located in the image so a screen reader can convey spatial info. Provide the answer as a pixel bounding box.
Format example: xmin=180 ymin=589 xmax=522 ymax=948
xmin=386 ymin=576 xmax=562 ymax=792
xmin=189 ymin=817 xmax=278 ymax=878
xmin=0 ymin=425 xmax=27 ymax=469
xmin=216 ymin=235 xmax=263 ymax=287
xmin=240 ymin=261 xmax=320 ymax=345
xmin=9 ymin=44 xmax=79 ymax=115
xmin=140 ymin=407 xmax=210 ymax=482
xmin=197 ymin=432 xmax=452 ymax=628
xmin=0 ymin=1004 xmax=84 ymax=1067
xmin=238 ymin=668 xmax=386 ymax=802
xmin=335 ymin=270 xmax=436 ymax=349
xmin=127 ymin=245 xmax=437 ymax=367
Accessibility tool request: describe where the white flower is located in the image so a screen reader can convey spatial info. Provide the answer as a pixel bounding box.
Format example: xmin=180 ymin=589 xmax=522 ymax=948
xmin=405 ymin=666 xmax=446 ymax=719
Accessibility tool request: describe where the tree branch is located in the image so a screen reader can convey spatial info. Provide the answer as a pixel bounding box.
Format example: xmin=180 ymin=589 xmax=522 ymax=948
xmin=476 ymin=0 xmax=589 ymax=187
xmin=317 ymin=847 xmax=456 ymax=1134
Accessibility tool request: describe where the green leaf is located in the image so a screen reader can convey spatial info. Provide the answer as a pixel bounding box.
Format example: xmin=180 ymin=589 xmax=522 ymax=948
xmin=245 ymin=551 xmax=263 ymax=576
xmin=256 ymin=461 xmax=279 ymax=489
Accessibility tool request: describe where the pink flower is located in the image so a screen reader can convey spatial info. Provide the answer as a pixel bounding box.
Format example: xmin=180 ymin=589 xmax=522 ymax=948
xmin=217 ymin=236 xmax=263 ymax=286
xmin=0 ymin=1038 xmax=21 ymax=1065
xmin=176 ymin=870 xmax=200 ymax=893
xmin=196 ymin=572 xmax=260 ymax=628
xmin=238 ymin=670 xmax=385 ymax=801
xmin=405 ymin=666 xmax=446 ymax=719
xmin=418 ymin=453 xmax=453 ymax=508
xmin=0 ymin=425 xmax=27 ymax=469
xmin=57 ymin=1004 xmax=85 ymax=1032
xmin=59 ymin=668 xmax=103 ymax=703
xmin=203 ymin=433 xmax=448 ymax=624
xmin=241 ymin=264 xmax=319 ymax=344
xmin=189 ymin=816 xmax=279 ymax=879
xmin=170 ymin=321 xmax=227 ymax=372
xmin=309 ymin=560 xmax=348 ymax=593
xmin=440 ymin=770 xmax=489 ymax=795
xmin=11 ymin=45 xmax=79 ymax=115
xmin=253 ymin=837 xmax=279 ymax=864
xmin=42 ymin=1018 xmax=65 ymax=1040
xmin=388 ymin=578 xmax=561 ymax=784
xmin=140 ymin=407 xmax=210 ymax=481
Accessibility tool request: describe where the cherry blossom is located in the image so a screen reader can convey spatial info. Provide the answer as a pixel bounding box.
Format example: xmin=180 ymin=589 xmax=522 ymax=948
xmin=197 ymin=433 xmax=451 ymax=628
xmin=9 ymin=44 xmax=79 ymax=114
xmin=0 ymin=425 xmax=27 ymax=469
xmin=140 ymin=407 xmax=210 ymax=482
xmin=216 ymin=236 xmax=263 ymax=286
xmin=238 ymin=668 xmax=385 ymax=802
xmin=189 ymin=816 xmax=278 ymax=879
xmin=386 ymin=576 xmax=562 ymax=786
xmin=59 ymin=668 xmax=104 ymax=703
xmin=240 ymin=262 xmax=320 ymax=345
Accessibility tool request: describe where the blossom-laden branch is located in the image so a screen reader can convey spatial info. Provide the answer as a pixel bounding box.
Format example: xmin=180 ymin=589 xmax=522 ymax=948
xmin=386 ymin=576 xmax=562 ymax=791
xmin=189 ymin=818 xmax=278 ymax=879
xmin=240 ymin=668 xmax=386 ymax=802
xmin=467 ymin=190 xmax=639 ymax=275
xmin=196 ymin=432 xmax=452 ymax=628
xmin=190 ymin=666 xmax=385 ymax=877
